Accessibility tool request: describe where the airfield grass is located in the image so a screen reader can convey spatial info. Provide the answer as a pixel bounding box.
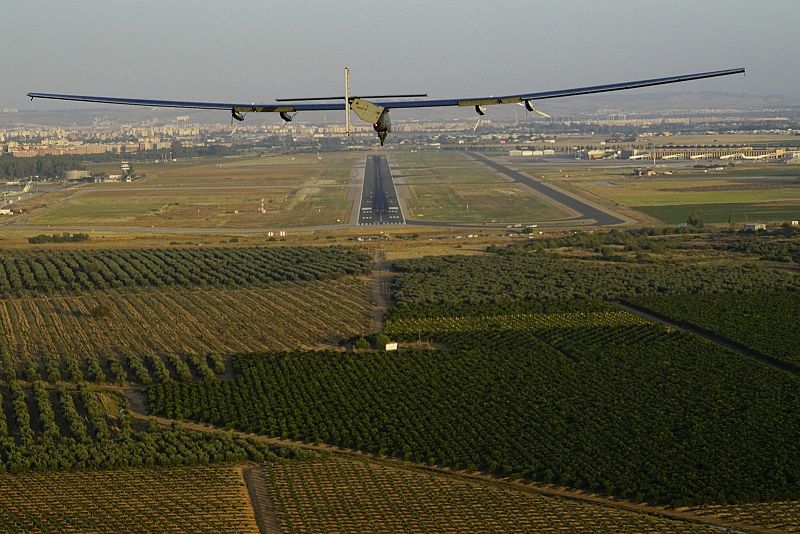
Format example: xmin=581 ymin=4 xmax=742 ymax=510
xmin=714 ymin=165 xmax=800 ymax=179
xmin=26 ymin=186 xmax=351 ymax=228
xmin=86 ymin=153 xmax=356 ymax=187
xmin=392 ymin=151 xmax=571 ymax=223
xmin=391 ymin=152 xmax=508 ymax=185
xmin=404 ymin=183 xmax=567 ymax=223
xmin=23 ymin=153 xmax=358 ymax=228
xmin=579 ymin=179 xmax=800 ymax=206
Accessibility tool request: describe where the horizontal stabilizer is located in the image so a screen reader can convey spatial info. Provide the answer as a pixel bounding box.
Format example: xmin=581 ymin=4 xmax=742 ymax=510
xmin=276 ymin=94 xmax=427 ymax=102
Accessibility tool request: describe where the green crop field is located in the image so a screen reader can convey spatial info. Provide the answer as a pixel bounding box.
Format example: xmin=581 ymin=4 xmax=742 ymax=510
xmin=0 ymin=246 xmax=370 ymax=296
xmin=634 ymin=201 xmax=800 ymax=224
xmin=389 ymin=250 xmax=800 ymax=318
xmin=0 ymin=379 xmax=295 ymax=472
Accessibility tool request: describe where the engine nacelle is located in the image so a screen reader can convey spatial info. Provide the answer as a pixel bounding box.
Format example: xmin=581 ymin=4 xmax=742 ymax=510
xmin=231 ymin=109 xmax=245 ymax=122
xmin=373 ymin=109 xmax=392 ymax=146
xmin=279 ymin=111 xmax=294 ymax=123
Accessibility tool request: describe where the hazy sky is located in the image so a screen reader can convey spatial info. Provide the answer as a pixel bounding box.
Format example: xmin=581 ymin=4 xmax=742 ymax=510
xmin=2 ymin=0 xmax=798 ymax=109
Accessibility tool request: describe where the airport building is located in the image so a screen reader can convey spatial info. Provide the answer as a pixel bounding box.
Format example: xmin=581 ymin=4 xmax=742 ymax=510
xmin=621 ymin=147 xmax=792 ymax=161
xmin=65 ymin=170 xmax=92 ymax=181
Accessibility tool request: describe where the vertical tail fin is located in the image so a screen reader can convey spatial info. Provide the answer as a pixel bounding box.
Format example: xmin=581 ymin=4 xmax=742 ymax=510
xmin=344 ymin=66 xmax=351 ymax=136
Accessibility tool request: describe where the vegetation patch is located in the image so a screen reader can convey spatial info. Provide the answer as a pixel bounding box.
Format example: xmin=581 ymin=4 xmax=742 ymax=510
xmin=148 ymin=329 xmax=800 ymax=506
xmin=634 ymin=202 xmax=800 ymax=225
xmin=635 ymin=291 xmax=800 ymax=367
xmin=389 ymin=251 xmax=800 ymax=318
xmin=27 ymin=233 xmax=90 ymax=245
xmin=0 ymin=246 xmax=369 ymax=296
xmin=263 ymin=457 xmax=706 ymax=532
xmin=0 ymin=380 xmax=301 ymax=473
xmin=0 ymin=465 xmax=259 ymax=532
xmin=0 ymin=279 xmax=372 ymax=364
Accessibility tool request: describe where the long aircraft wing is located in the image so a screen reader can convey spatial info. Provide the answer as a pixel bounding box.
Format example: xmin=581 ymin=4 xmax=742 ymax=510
xmin=28 ymin=68 xmax=745 ymax=114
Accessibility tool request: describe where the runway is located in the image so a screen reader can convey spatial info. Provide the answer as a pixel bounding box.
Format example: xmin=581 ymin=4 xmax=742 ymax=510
xmin=358 ymin=155 xmax=405 ymax=226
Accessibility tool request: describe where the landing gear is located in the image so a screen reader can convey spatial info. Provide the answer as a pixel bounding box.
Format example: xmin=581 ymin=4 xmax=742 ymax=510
xmin=376 ymin=129 xmax=389 ymax=146
xmin=373 ymin=109 xmax=392 ymax=146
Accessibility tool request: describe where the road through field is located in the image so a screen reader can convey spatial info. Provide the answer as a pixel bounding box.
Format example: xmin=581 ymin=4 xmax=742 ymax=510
xmin=370 ymin=249 xmax=394 ymax=332
xmin=242 ymin=467 xmax=282 ymax=534
xmin=615 ymin=300 xmax=800 ymax=378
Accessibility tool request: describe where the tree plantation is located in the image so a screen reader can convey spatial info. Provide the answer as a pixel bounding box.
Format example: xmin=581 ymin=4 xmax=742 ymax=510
xmin=390 ymin=250 xmax=800 ymax=319
xmin=0 ymin=381 xmax=301 ymax=473
xmin=0 ymin=233 xmax=798 ymax=531
xmin=0 ymin=246 xmax=369 ymax=296
xmin=148 ymin=324 xmax=800 ymax=506
xmin=0 ymin=466 xmax=261 ymax=532
xmin=261 ymin=458 xmax=708 ymax=533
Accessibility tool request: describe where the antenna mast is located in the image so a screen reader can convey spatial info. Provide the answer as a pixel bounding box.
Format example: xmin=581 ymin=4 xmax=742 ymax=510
xmin=344 ymin=66 xmax=351 ymax=136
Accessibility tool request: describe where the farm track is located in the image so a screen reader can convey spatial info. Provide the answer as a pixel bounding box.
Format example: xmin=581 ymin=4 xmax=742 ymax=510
xmin=121 ymin=389 xmax=776 ymax=534
xmin=615 ymin=300 xmax=800 ymax=379
xmin=243 ymin=467 xmax=283 ymax=534
xmin=370 ymin=250 xmax=394 ymax=332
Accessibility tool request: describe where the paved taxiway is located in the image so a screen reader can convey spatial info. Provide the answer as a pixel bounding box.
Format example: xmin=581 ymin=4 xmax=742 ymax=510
xmin=467 ymin=152 xmax=626 ymax=226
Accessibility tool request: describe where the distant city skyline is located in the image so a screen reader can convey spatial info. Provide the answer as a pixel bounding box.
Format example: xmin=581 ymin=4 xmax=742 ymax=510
xmin=2 ymin=0 xmax=799 ymax=110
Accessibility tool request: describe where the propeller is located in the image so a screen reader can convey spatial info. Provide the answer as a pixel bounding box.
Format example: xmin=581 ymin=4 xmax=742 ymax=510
xmin=473 ymin=100 xmax=488 ymax=131
xmin=519 ymin=100 xmax=551 ymax=118
xmin=230 ymin=108 xmax=248 ymax=133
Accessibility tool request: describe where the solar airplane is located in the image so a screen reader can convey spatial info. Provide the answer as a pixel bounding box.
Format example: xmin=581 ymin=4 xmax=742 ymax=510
xmin=28 ymin=67 xmax=745 ymax=145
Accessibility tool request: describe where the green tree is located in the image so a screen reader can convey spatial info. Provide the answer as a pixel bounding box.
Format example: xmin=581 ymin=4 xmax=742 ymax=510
xmin=687 ymin=212 xmax=704 ymax=228
xmin=375 ymin=333 xmax=391 ymax=350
